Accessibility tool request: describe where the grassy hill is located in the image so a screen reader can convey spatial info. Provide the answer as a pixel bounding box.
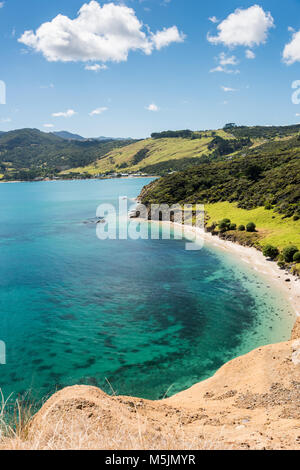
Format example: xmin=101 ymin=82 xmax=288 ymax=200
xmin=139 ymin=131 xmax=300 ymax=269
xmin=62 ymin=129 xmax=241 ymax=177
xmin=0 ymin=129 xmax=133 ymax=181
xmin=63 ymin=124 xmax=300 ymax=178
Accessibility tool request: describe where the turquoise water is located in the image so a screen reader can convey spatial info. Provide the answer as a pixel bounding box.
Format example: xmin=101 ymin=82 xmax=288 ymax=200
xmin=0 ymin=179 xmax=295 ymax=401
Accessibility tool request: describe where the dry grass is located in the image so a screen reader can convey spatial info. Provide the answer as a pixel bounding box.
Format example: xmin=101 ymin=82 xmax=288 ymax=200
xmin=0 ymin=388 xmax=226 ymax=450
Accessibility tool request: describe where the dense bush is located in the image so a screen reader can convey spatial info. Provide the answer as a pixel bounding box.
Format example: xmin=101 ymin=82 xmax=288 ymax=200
xmin=263 ymin=245 xmax=279 ymax=260
xmin=151 ymin=130 xmax=194 ymax=139
xmin=293 ymin=251 xmax=300 ymax=263
xmin=238 ymin=225 xmax=245 ymax=231
xmin=229 ymin=223 xmax=237 ymax=231
xmin=218 ymin=218 xmax=231 ymax=232
xmin=246 ymin=222 xmax=256 ymax=232
xmin=282 ymin=246 xmax=299 ymax=262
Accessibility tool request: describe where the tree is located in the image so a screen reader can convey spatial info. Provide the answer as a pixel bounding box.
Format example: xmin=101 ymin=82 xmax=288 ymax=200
xmin=219 ymin=218 xmax=231 ymax=231
xmin=263 ymin=245 xmax=279 ymax=260
xmin=293 ymin=251 xmax=300 ymax=263
xmin=246 ymin=222 xmax=256 ymax=232
xmin=282 ymin=245 xmax=299 ymax=262
xmin=244 ymin=164 xmax=262 ymax=181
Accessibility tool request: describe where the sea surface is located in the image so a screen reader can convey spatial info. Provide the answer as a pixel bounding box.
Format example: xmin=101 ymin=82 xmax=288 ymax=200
xmin=0 ymin=178 xmax=295 ymax=402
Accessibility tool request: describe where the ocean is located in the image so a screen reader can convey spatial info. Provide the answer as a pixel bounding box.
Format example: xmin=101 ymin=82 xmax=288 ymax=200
xmin=0 ymin=178 xmax=294 ymax=401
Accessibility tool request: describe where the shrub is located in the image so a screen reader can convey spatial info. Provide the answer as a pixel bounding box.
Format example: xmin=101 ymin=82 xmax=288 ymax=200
xmin=293 ymin=215 xmax=300 ymax=221
xmin=293 ymin=251 xmax=300 ymax=263
xmin=282 ymin=245 xmax=299 ymax=263
xmin=264 ymin=203 xmax=273 ymax=210
xmin=229 ymin=223 xmax=237 ymax=231
xmin=246 ymin=222 xmax=256 ymax=232
xmin=218 ymin=218 xmax=231 ymax=231
xmin=277 ymin=254 xmax=286 ymax=269
xmin=263 ymin=245 xmax=279 ymax=260
xmin=238 ymin=225 xmax=245 ymax=231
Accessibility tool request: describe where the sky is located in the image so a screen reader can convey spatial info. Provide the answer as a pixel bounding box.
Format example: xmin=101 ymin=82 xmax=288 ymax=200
xmin=1 ymin=0 xmax=300 ymax=138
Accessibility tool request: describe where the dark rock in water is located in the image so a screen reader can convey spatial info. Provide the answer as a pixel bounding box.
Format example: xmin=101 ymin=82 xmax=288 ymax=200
xmin=83 ymin=217 xmax=105 ymax=225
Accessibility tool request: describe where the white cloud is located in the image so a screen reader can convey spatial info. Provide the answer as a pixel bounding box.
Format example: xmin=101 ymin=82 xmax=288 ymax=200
xmin=1 ymin=118 xmax=11 ymax=123
xmin=210 ymin=52 xmax=239 ymax=74
xmin=283 ymin=30 xmax=300 ymax=64
xmin=43 ymin=123 xmax=54 ymax=128
xmin=52 ymin=109 xmax=76 ymax=118
xmin=146 ymin=103 xmax=159 ymax=112
xmin=245 ymin=49 xmax=256 ymax=59
xmin=89 ymin=106 xmax=108 ymax=116
xmin=0 ymin=3 xmax=5 ymax=8
xmin=18 ymin=1 xmax=185 ymax=63
xmin=84 ymin=63 xmax=108 ymax=72
xmin=221 ymin=86 xmax=237 ymax=92
xmin=207 ymin=5 xmax=274 ymax=48
xmin=151 ymin=26 xmax=185 ymax=50
xmin=219 ymin=52 xmax=238 ymax=66
xmin=210 ymin=66 xmax=240 ymax=74
xmin=209 ymin=16 xmax=219 ymax=24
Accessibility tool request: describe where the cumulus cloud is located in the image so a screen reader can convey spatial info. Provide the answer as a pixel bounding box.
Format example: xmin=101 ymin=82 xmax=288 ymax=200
xmin=209 ymin=16 xmax=219 ymax=24
xmin=207 ymin=5 xmax=274 ymax=48
xmin=283 ymin=30 xmax=300 ymax=64
xmin=151 ymin=26 xmax=185 ymax=50
xmin=52 ymin=109 xmax=76 ymax=118
xmin=18 ymin=1 xmax=185 ymax=63
xmin=245 ymin=49 xmax=256 ymax=59
xmin=85 ymin=63 xmax=108 ymax=71
xmin=146 ymin=103 xmax=159 ymax=112
xmin=89 ymin=106 xmax=108 ymax=116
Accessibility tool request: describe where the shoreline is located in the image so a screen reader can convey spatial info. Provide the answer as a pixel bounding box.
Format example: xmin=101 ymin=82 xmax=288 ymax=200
xmin=0 ymin=176 xmax=157 ymax=184
xmin=160 ymin=220 xmax=300 ymax=321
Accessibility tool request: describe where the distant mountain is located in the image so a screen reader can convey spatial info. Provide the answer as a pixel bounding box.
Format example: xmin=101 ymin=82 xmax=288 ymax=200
xmin=51 ymin=131 xmax=133 ymax=142
xmin=94 ymin=136 xmax=133 ymax=142
xmin=52 ymin=131 xmax=85 ymax=141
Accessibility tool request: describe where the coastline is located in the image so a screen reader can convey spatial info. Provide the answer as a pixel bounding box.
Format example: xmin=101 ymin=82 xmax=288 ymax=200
xmin=161 ymin=220 xmax=300 ymax=321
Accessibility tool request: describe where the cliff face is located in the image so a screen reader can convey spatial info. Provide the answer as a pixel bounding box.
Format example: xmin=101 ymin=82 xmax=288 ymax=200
xmin=2 ymin=324 xmax=299 ymax=451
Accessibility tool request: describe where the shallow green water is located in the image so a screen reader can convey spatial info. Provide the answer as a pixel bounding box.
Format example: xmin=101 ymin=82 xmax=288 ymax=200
xmin=0 ymin=179 xmax=295 ymax=401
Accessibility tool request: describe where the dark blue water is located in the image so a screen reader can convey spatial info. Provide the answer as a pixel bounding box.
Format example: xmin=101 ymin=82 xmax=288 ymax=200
xmin=0 ymin=179 xmax=294 ymax=401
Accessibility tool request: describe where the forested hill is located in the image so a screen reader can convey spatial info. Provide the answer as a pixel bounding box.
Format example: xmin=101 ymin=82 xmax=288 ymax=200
xmin=0 ymin=129 xmax=133 ymax=181
xmin=140 ymin=134 xmax=300 ymax=220
xmin=2 ymin=124 xmax=300 ymax=182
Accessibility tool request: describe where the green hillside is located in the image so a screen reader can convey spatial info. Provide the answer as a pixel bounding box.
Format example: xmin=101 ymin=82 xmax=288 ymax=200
xmin=0 ymin=129 xmax=133 ymax=181
xmin=139 ymin=132 xmax=300 ymax=268
xmin=62 ymin=129 xmax=244 ymax=177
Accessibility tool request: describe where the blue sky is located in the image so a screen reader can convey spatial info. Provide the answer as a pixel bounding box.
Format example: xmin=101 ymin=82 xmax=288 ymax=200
xmin=1 ymin=0 xmax=300 ymax=138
